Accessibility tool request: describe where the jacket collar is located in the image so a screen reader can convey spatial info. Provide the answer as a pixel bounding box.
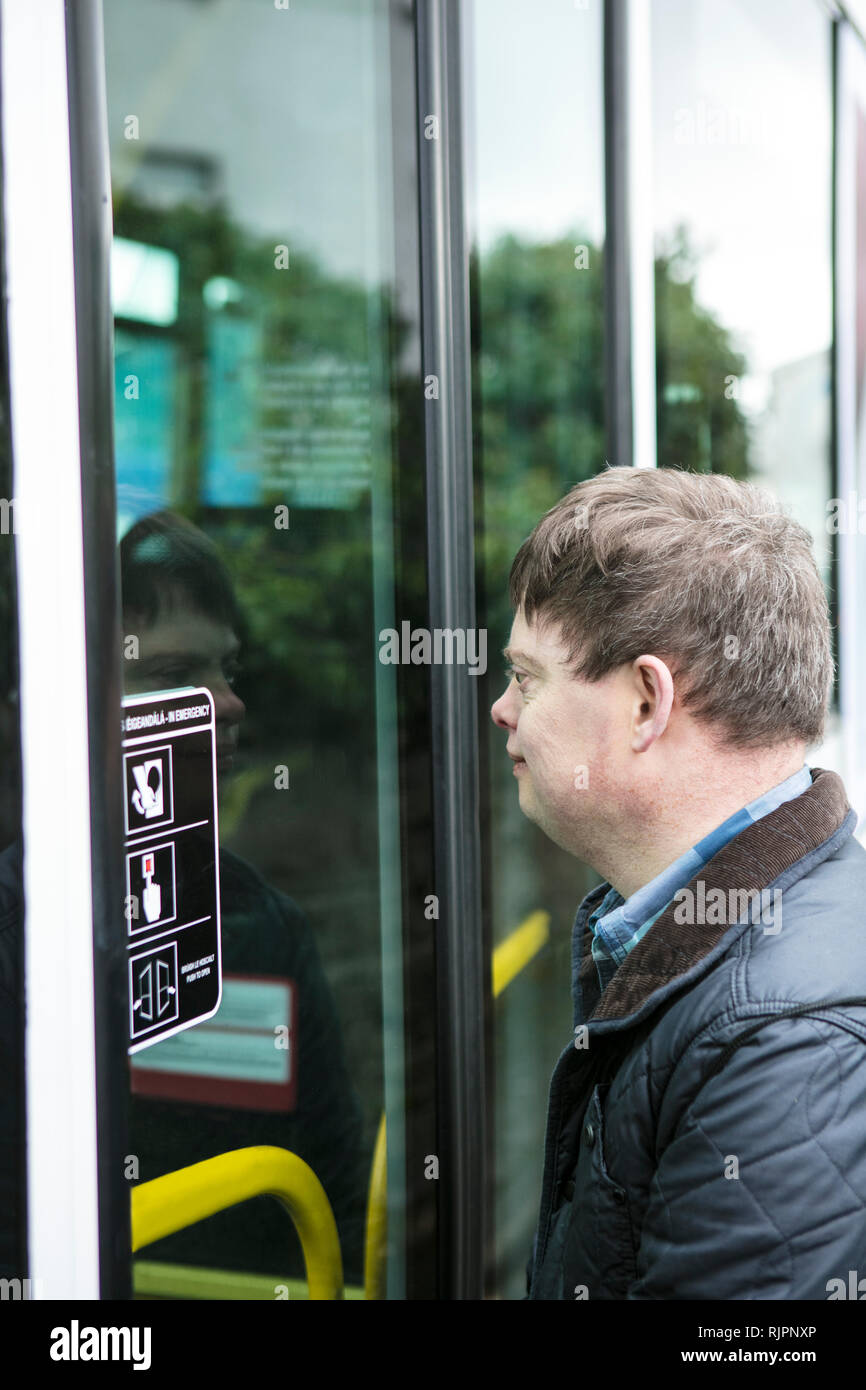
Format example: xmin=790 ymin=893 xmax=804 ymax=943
xmin=571 ymin=767 xmax=855 ymax=1029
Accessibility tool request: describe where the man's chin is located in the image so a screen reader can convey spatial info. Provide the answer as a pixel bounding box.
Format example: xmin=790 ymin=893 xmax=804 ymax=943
xmin=516 ymin=782 xmax=540 ymax=825
xmin=516 ymin=788 xmax=587 ymax=859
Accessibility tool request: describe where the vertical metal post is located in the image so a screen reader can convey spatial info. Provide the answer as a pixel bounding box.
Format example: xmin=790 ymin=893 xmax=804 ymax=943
xmin=627 ymin=0 xmax=657 ymax=471
xmin=2 ymin=0 xmax=127 ymax=1299
xmin=3 ymin=0 xmax=102 ymax=1298
xmin=415 ymin=0 xmax=486 ymax=1301
xmin=65 ymin=0 xmax=130 ymax=1299
xmin=835 ymin=21 xmax=866 ymax=825
xmin=604 ymin=0 xmax=634 ymax=469
xmin=604 ymin=0 xmax=657 ymax=471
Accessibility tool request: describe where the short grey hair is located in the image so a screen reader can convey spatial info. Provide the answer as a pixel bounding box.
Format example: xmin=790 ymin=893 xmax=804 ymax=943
xmin=508 ymin=467 xmax=833 ymax=749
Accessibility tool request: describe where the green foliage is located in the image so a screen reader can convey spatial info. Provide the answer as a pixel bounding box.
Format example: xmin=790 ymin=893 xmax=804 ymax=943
xmin=113 ymin=199 xmax=750 ymax=733
xmin=654 ymin=226 xmax=750 ymax=478
xmin=472 ymin=231 xmax=605 ymax=649
xmin=476 ymin=227 xmax=750 ymax=649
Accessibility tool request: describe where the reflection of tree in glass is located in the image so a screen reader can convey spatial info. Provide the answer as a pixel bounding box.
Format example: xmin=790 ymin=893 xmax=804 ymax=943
xmin=110 ymin=199 xmax=754 ymax=773
xmin=113 ymin=195 xmax=399 ymax=738
xmin=654 ymin=224 xmax=750 ymax=481
xmin=114 ymin=197 xmax=377 ymax=513
xmin=471 ymin=231 xmax=605 ymax=651
xmin=473 ymin=227 xmax=750 ymax=651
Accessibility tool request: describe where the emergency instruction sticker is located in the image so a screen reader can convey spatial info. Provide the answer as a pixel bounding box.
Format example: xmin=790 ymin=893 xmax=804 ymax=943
xmin=122 ymin=688 xmax=222 ymax=1053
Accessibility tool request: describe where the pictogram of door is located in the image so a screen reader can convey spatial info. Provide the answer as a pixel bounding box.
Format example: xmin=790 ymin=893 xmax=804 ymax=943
xmin=134 ymin=957 xmax=176 ymax=1023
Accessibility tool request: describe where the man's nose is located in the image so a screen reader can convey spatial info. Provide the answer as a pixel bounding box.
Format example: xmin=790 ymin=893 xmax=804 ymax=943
xmin=490 ymin=685 xmax=514 ymax=731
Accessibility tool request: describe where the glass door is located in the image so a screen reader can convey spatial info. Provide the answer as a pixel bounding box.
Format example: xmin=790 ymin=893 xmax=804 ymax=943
xmin=6 ymin=0 xmax=486 ymax=1303
xmin=99 ymin=0 xmax=435 ymax=1299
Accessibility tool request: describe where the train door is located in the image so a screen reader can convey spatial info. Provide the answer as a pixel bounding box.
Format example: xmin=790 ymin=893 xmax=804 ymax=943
xmin=3 ymin=0 xmax=490 ymax=1301
xmin=100 ymin=0 xmax=434 ymax=1301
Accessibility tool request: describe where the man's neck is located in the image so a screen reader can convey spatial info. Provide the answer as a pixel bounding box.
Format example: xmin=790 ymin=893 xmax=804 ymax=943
xmin=600 ymin=751 xmax=809 ymax=900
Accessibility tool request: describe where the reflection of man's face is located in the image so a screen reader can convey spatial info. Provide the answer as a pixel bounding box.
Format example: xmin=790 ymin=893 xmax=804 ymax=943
xmin=123 ymin=597 xmax=246 ymax=779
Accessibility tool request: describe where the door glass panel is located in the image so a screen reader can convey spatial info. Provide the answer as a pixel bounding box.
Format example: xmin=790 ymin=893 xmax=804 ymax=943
xmin=102 ymin=0 xmax=410 ymax=1298
xmin=462 ymin=0 xmax=606 ymax=1299
xmin=650 ymin=0 xmax=839 ymax=778
xmin=0 ymin=239 xmax=25 ymax=1288
xmin=651 ymin=0 xmax=833 ymax=596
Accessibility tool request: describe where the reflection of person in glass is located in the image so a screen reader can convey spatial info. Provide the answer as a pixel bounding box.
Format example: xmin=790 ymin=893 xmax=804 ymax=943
xmin=121 ymin=511 xmax=364 ymax=1286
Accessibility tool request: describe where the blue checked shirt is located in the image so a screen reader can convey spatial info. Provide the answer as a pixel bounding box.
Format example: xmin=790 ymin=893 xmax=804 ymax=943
xmin=589 ymin=765 xmax=813 ymax=992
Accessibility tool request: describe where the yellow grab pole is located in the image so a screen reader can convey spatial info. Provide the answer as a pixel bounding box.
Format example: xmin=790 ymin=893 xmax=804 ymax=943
xmin=363 ymin=909 xmax=552 ymax=1296
xmin=131 ymin=1145 xmax=343 ymax=1300
xmin=363 ymin=1114 xmax=388 ymax=1300
xmin=492 ymin=910 xmax=550 ymax=998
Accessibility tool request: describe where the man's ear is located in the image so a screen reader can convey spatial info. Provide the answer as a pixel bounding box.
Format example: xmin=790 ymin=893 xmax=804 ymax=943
xmin=630 ymin=655 xmax=674 ymax=753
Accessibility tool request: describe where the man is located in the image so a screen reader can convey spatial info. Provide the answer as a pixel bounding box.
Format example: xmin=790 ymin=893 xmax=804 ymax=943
xmin=121 ymin=511 xmax=365 ymax=1285
xmin=491 ymin=466 xmax=866 ymax=1300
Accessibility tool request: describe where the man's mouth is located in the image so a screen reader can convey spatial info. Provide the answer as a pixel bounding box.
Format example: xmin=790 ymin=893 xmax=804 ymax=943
xmin=508 ymin=751 xmax=527 ymax=773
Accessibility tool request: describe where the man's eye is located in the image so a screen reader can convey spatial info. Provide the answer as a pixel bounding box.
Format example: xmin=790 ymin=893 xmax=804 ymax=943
xmin=506 ymin=666 xmax=527 ymax=686
xmin=224 ymin=659 xmax=242 ymax=688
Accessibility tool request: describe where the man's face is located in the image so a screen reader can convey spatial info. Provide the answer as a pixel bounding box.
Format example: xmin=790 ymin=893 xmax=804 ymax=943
xmin=123 ymin=598 xmax=246 ymax=780
xmin=490 ymin=607 xmax=628 ymax=859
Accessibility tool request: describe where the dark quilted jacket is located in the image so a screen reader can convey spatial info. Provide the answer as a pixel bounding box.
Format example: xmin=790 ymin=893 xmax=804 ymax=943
xmin=528 ymin=768 xmax=866 ymax=1300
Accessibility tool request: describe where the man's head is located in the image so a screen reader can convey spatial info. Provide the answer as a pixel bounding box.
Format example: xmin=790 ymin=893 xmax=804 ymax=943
xmin=120 ymin=511 xmax=246 ymax=778
xmin=490 ymin=467 xmax=832 ymax=890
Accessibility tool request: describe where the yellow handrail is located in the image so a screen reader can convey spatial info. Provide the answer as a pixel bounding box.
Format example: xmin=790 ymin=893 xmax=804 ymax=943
xmin=131 ymin=1145 xmax=343 ymax=1300
xmin=363 ymin=908 xmax=551 ymax=1297
xmin=131 ymin=911 xmax=552 ymax=1302
xmin=492 ymin=910 xmax=550 ymax=999
xmin=363 ymin=1115 xmax=388 ymax=1301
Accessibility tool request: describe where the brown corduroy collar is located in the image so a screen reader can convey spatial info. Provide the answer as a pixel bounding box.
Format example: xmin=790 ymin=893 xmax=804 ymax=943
xmin=583 ymin=767 xmax=852 ymax=1023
